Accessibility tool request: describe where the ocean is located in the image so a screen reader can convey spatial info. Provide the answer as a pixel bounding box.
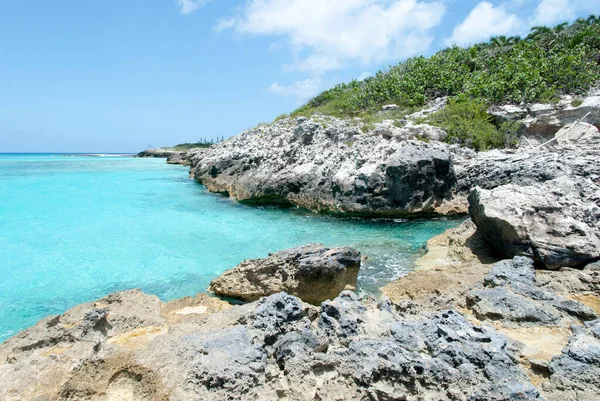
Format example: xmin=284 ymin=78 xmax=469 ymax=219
xmin=0 ymin=154 xmax=460 ymax=342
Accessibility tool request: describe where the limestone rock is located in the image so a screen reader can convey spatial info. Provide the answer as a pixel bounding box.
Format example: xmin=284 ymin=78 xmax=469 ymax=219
xmin=138 ymin=148 xmax=183 ymax=158
xmin=467 ymin=257 xmax=597 ymax=327
xmin=468 ymin=176 xmax=600 ymax=268
xmin=0 ymin=290 xmax=544 ymax=401
xmin=555 ymin=122 xmax=600 ymax=146
xmin=192 ymin=115 xmax=457 ymax=217
xmin=544 ymin=319 xmax=600 ymax=401
xmin=488 ymin=93 xmax=600 ymax=138
xmin=454 ymin=144 xmax=600 ymax=194
xmin=209 ymin=244 xmax=361 ymax=304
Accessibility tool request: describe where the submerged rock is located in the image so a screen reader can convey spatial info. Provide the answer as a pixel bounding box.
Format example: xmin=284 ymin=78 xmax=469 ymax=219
xmin=468 ymin=176 xmax=600 ymax=268
xmin=209 ymin=244 xmax=361 ymax=304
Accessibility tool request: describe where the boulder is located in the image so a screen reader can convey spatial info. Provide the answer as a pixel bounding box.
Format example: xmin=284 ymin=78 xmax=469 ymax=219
xmin=166 ymin=152 xmax=185 ymax=164
xmin=192 ymin=115 xmax=457 ymax=217
xmin=468 ymin=177 xmax=600 ymax=268
xmin=209 ymin=244 xmax=361 ymax=304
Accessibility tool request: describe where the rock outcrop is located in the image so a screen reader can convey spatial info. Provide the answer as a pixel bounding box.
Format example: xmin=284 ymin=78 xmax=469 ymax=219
xmin=383 ymin=222 xmax=600 ymax=401
xmin=191 ymin=116 xmax=457 ymax=217
xmin=209 ymin=244 xmax=361 ymax=305
xmin=488 ymin=91 xmax=600 ymax=139
xmin=166 ymin=148 xmax=206 ymax=166
xmin=468 ymin=176 xmax=600 ymax=268
xmin=0 ymin=289 xmax=543 ymax=401
xmin=138 ymin=148 xmax=184 ymax=158
xmin=453 ymin=142 xmax=600 ymax=194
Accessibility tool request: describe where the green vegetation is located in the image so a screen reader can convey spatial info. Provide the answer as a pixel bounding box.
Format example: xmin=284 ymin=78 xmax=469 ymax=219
xmin=571 ymin=98 xmax=584 ymax=107
xmin=422 ymin=99 xmax=522 ymax=150
xmin=171 ymin=137 xmax=224 ymax=150
xmin=289 ymin=15 xmax=600 ymax=150
xmin=294 ymin=16 xmax=600 ymax=118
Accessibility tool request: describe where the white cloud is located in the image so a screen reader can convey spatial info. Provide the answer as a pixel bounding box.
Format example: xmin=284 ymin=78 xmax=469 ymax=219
xmin=177 ymin=0 xmax=213 ymax=14
xmin=214 ymin=16 xmax=237 ymax=31
xmin=446 ymin=2 xmax=521 ymax=46
xmin=217 ymin=0 xmax=446 ymax=75
xmin=267 ymin=78 xmax=322 ymax=102
xmin=531 ymin=0 xmax=597 ymax=26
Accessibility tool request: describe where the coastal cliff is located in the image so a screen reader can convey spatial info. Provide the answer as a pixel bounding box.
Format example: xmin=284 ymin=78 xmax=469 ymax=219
xmin=5 ymin=16 xmax=600 ymax=401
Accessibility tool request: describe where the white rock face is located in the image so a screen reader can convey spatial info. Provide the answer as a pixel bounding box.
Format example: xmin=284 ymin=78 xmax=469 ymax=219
xmin=191 ymin=115 xmax=457 ymax=217
xmin=555 ymin=122 xmax=600 ymax=146
xmin=469 ymin=176 xmax=600 ymax=268
xmin=489 ymin=93 xmax=600 ymax=140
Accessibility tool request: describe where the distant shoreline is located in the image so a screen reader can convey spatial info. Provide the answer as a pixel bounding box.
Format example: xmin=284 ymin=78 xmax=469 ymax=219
xmin=0 ymin=153 xmax=137 ymax=157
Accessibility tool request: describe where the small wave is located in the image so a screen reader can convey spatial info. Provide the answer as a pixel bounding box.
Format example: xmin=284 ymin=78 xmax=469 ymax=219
xmin=66 ymin=153 xmax=136 ymax=157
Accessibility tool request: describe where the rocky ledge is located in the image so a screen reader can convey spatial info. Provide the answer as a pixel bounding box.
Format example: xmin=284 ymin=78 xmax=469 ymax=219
xmin=2 ymin=224 xmax=599 ymax=400
xmin=191 ymin=117 xmax=458 ymax=216
xmin=188 ymin=92 xmax=600 ymax=218
xmin=138 ymin=148 xmax=205 ymax=166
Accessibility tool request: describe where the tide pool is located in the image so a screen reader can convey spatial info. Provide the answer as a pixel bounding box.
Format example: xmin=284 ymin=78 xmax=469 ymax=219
xmin=0 ymin=154 xmax=460 ymax=342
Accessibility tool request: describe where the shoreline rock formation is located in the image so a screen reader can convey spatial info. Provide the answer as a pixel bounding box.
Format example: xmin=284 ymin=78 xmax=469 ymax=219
xmin=138 ymin=148 xmax=206 ymax=166
xmin=191 ymin=117 xmax=458 ymax=217
xmin=209 ymin=244 xmax=361 ymax=305
xmin=5 ymin=92 xmax=599 ymax=400
xmin=2 ymin=223 xmax=599 ymax=400
xmin=186 ymin=92 xmax=600 ymax=219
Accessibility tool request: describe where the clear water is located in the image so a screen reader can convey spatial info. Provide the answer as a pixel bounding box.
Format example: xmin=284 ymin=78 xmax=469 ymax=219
xmin=0 ymin=154 xmax=461 ymax=342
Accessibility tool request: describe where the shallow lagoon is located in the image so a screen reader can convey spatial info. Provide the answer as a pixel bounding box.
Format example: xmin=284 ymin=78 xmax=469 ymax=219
xmin=0 ymin=154 xmax=460 ymax=341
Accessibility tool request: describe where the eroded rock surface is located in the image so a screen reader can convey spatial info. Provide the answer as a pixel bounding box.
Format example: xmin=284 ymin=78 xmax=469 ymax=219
xmin=468 ymin=176 xmax=600 ymax=268
xmin=209 ymin=244 xmax=361 ymax=304
xmin=0 ymin=290 xmax=542 ymax=401
xmin=191 ymin=116 xmax=457 ymax=217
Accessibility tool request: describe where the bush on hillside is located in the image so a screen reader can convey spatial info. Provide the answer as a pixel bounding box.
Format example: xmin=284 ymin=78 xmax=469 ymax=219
xmin=293 ymin=15 xmax=600 ymax=118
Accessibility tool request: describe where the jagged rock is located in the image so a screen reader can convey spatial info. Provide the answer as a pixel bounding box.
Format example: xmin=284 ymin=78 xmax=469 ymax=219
xmin=209 ymin=244 xmax=361 ymax=304
xmin=166 ymin=152 xmax=185 ymax=164
xmin=0 ymin=289 xmax=545 ymax=401
xmin=138 ymin=148 xmax=183 ymax=158
xmin=488 ymin=93 xmax=600 ymax=138
xmin=467 ymin=257 xmax=597 ymax=327
xmin=468 ymin=176 xmax=600 ymax=268
xmin=544 ymin=320 xmax=600 ymax=401
xmin=555 ymin=122 xmax=600 ymax=146
xmin=454 ymin=144 xmax=600 ymax=194
xmin=191 ymin=115 xmax=457 ymax=217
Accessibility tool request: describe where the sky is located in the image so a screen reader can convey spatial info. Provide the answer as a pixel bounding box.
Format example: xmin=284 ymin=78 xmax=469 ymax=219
xmin=0 ymin=0 xmax=597 ymax=152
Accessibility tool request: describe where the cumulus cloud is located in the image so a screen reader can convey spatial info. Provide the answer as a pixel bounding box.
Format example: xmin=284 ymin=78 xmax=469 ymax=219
xmin=177 ymin=0 xmax=213 ymax=14
xmin=217 ymin=0 xmax=446 ymax=75
xmin=531 ymin=0 xmax=596 ymax=26
xmin=446 ymin=2 xmax=521 ymax=45
xmin=267 ymin=78 xmax=322 ymax=102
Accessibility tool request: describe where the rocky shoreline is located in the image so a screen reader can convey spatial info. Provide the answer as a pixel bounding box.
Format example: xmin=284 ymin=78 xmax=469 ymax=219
xmin=2 ymin=93 xmax=599 ymax=400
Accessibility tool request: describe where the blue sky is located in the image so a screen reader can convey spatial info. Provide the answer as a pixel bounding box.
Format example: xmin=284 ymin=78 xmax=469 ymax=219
xmin=0 ymin=0 xmax=596 ymax=152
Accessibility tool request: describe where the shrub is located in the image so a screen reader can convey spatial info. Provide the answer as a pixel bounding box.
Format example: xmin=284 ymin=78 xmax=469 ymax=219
xmin=424 ymin=99 xmax=504 ymax=151
xmin=291 ymin=15 xmax=600 ymax=121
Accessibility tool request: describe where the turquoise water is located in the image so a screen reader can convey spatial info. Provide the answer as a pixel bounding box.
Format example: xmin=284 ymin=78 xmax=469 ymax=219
xmin=0 ymin=154 xmax=460 ymax=342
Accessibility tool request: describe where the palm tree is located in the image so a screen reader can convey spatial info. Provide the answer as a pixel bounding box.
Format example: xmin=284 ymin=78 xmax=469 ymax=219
xmin=527 ymin=25 xmax=553 ymax=41
xmin=586 ymin=14 xmax=599 ymax=25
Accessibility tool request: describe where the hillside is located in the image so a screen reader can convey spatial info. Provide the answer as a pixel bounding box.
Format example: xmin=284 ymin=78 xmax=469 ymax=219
xmin=294 ymin=15 xmax=600 ymax=116
xmin=285 ymin=16 xmax=600 ymax=150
